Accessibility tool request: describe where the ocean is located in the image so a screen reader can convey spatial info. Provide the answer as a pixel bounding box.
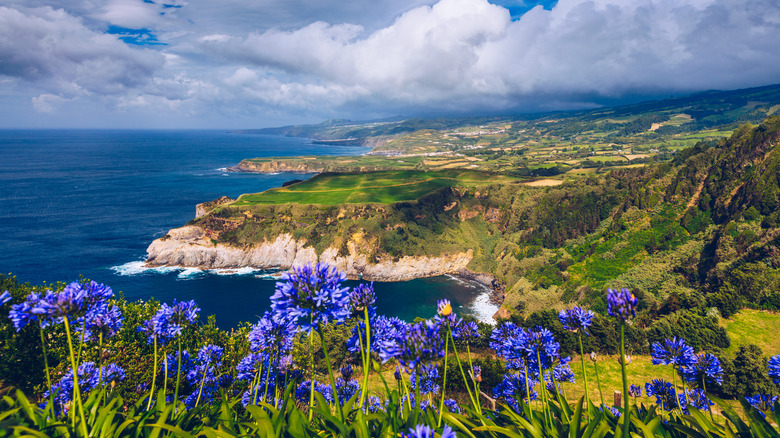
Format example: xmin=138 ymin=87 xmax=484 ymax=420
xmin=0 ymin=130 xmax=497 ymax=328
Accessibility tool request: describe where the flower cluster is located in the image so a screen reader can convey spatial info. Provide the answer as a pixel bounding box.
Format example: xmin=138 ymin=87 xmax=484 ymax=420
xmin=558 ymin=306 xmax=594 ymax=334
xmin=402 ymin=424 xmax=457 ymax=438
xmin=746 ymin=393 xmax=778 ymax=418
xmin=349 ymin=282 xmax=376 ymax=315
xmin=10 ymin=281 xmax=117 ymax=331
xmin=629 ymin=384 xmax=642 ymax=398
xmin=295 ymin=379 xmax=334 ymax=404
xmin=682 ymin=353 xmax=724 ymax=387
xmin=452 ymin=320 xmax=479 ymax=341
xmin=379 ymin=319 xmax=444 ymax=371
xmin=645 ymin=379 xmax=686 ymax=413
xmin=44 ymin=361 xmax=126 ymax=415
xmin=248 ymin=311 xmax=298 ymax=355
xmin=139 ymin=299 xmax=199 ymax=344
xmin=651 ymin=337 xmax=695 ymax=367
xmin=606 ymin=288 xmax=638 ymax=321
xmin=769 ymin=355 xmax=780 ymax=385
xmin=494 ymin=372 xmax=537 ymax=412
xmin=347 ymin=315 xmax=407 ymax=355
xmin=410 ymin=364 xmax=440 ymax=395
xmin=270 ymin=263 xmax=351 ymax=332
xmin=0 ymin=290 xmax=11 ymax=306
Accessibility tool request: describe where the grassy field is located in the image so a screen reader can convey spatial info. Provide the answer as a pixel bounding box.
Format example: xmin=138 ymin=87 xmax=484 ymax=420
xmin=722 ymin=309 xmax=780 ymax=356
xmin=232 ymin=170 xmax=521 ymax=205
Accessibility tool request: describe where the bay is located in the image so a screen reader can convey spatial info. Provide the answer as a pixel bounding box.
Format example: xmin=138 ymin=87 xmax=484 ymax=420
xmin=0 ymin=130 xmax=496 ymax=328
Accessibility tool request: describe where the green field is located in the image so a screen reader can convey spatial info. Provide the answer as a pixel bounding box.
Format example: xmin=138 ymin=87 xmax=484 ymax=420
xmin=232 ymin=170 xmax=520 ymax=205
xmin=722 ymin=309 xmax=780 ymax=356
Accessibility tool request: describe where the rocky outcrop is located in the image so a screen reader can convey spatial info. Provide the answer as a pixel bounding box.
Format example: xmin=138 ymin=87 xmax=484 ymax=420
xmin=196 ymin=196 xmax=234 ymax=218
xmin=237 ymin=160 xmax=325 ymax=174
xmin=146 ymin=225 xmax=474 ymax=281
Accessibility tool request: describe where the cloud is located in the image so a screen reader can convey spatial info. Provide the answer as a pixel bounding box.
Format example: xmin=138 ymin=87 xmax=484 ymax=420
xmin=0 ymin=6 xmax=165 ymax=98
xmin=1 ymin=0 xmax=780 ymax=128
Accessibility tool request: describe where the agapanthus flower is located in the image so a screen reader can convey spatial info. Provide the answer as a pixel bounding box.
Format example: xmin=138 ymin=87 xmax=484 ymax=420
xmin=746 ymin=394 xmax=778 ymax=417
xmin=603 ymin=406 xmax=621 ymax=418
xmin=236 ymin=353 xmax=269 ymax=381
xmin=651 ymin=337 xmax=695 ymax=367
xmin=435 ymin=299 xmax=458 ymax=325
xmin=645 ymin=379 xmax=686 ymax=412
xmin=522 ymin=326 xmax=561 ymax=370
xmin=79 ymin=302 xmax=123 ymax=342
xmin=165 ymin=350 xmax=194 ymax=378
xmin=9 ymin=291 xmax=44 ymax=331
xmin=494 ymin=372 xmax=537 ymax=412
xmin=769 ymin=355 xmax=780 ymax=385
xmin=682 ymin=353 xmax=724 ymax=387
xmin=629 ymin=384 xmax=642 ymax=398
xmin=0 ymin=290 xmax=11 ymax=306
xmin=43 ymin=362 xmax=125 ymax=416
xmin=248 ymin=311 xmax=297 ymax=355
xmin=547 ymin=358 xmax=575 ymax=384
xmin=472 ymin=365 xmax=482 ymax=383
xmin=340 ymin=364 xmax=353 ymax=381
xmin=380 ymin=319 xmax=445 ymax=370
xmin=606 ymin=288 xmax=638 ymax=321
xmin=686 ymin=388 xmax=712 ymax=411
xmin=410 ymin=364 xmax=440 ymax=395
xmin=349 ymin=282 xmax=376 ymax=315
xmin=402 ymin=424 xmax=457 ymax=438
xmin=394 ymin=366 xmax=402 ymax=381
xmin=489 ymin=322 xmax=528 ymax=368
xmin=295 ymin=379 xmax=334 ymax=404
xmin=452 ymin=320 xmax=479 ymax=341
xmin=335 ymin=378 xmax=361 ymax=406
xmin=443 ymin=398 xmax=460 ymax=414
xmin=367 ymin=395 xmax=385 ymax=413
xmin=558 ymin=306 xmax=594 ymax=335
xmin=140 ymin=299 xmax=199 ymax=344
xmin=270 ymin=263 xmax=351 ymax=332
xmin=348 ymin=315 xmax=406 ymax=354
xmin=33 ymin=285 xmax=88 ymax=322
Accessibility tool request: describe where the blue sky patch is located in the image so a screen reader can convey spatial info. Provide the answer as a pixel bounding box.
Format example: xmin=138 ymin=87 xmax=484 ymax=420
xmin=107 ymin=26 xmax=166 ymax=46
xmin=490 ymin=0 xmax=557 ymax=19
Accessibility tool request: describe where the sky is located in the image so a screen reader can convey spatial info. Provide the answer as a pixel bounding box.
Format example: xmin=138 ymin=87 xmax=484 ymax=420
xmin=1 ymin=0 xmax=779 ymax=129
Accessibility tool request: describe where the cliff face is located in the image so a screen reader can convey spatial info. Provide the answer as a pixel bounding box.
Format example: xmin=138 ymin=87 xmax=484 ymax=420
xmin=145 ymin=225 xmax=474 ymax=281
xmin=237 ymin=160 xmax=324 ymax=173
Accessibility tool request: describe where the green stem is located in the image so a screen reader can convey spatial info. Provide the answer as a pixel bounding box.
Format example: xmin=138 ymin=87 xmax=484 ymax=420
xmin=146 ymin=335 xmax=157 ymax=411
xmin=359 ymin=307 xmax=371 ymax=409
xmin=64 ymin=316 xmax=89 ymax=437
xmin=593 ymin=359 xmax=605 ymax=407
xmin=537 ymin=350 xmax=551 ymax=429
xmin=703 ymin=378 xmax=714 ymax=420
xmin=524 ymin=362 xmax=532 ymax=408
xmin=619 ymin=325 xmax=630 ymax=438
xmin=308 ymin=328 xmax=315 ymax=422
xmin=98 ymin=332 xmax=103 ymax=388
xmin=174 ymin=338 xmax=182 ymax=409
xmin=448 ymin=330 xmax=480 ymax=414
xmin=262 ymin=360 xmax=272 ymax=403
xmin=195 ymin=367 xmax=208 ymax=408
xmin=253 ymin=362 xmax=265 ymax=406
xmin=437 ymin=323 xmax=450 ymax=427
xmin=317 ymin=324 xmax=344 ymax=421
xmin=466 ymin=342 xmax=479 ymax=407
xmin=39 ymin=325 xmax=55 ymax=413
xmin=163 ymin=353 xmax=169 ymax=404
xmin=579 ymin=334 xmax=590 ymax=409
xmin=414 ymin=370 xmax=421 ymax=424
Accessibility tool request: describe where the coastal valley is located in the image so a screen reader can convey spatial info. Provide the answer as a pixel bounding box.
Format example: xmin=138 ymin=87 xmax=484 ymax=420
xmin=148 ymin=84 xmax=780 ymax=319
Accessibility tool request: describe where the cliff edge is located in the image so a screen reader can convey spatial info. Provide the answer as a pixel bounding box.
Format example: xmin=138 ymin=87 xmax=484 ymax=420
xmin=145 ymin=225 xmax=474 ymax=281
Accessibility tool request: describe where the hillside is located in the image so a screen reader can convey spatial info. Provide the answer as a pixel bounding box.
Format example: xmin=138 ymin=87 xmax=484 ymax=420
xmin=150 ymin=117 xmax=780 ymax=319
xmin=235 ymin=84 xmax=780 ymax=178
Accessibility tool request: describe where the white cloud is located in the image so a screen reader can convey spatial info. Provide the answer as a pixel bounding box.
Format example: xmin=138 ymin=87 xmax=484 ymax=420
xmin=1 ymin=0 xmax=780 ymax=128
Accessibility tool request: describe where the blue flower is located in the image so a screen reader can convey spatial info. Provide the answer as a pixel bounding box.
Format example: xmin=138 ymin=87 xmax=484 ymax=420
xmin=558 ymin=306 xmax=594 ymax=335
xmin=140 ymin=299 xmax=199 ymax=344
xmin=9 ymin=291 xmax=44 ymax=331
xmin=606 ymin=288 xmax=638 ymax=321
xmin=248 ymin=311 xmax=298 ymax=355
xmin=452 ymin=320 xmax=479 ymax=341
xmin=629 ymin=384 xmax=642 ymax=398
xmin=494 ymin=371 xmax=537 ymax=412
xmin=682 ymin=353 xmax=723 ymax=387
xmin=43 ymin=362 xmax=125 ymax=416
xmin=0 ymin=290 xmax=11 ymax=306
xmin=295 ymin=379 xmax=333 ymax=404
xmin=410 ymin=364 xmax=440 ymax=395
xmin=769 ymin=355 xmax=780 ymax=385
xmin=335 ymin=377 xmax=361 ymax=406
xmin=686 ymin=388 xmax=712 ymax=411
xmin=348 ymin=314 xmax=406 ymax=355
xmin=403 ymin=424 xmax=457 ymax=438
xmin=79 ymin=302 xmax=123 ymax=342
xmin=435 ymin=299 xmax=458 ymax=326
xmin=489 ymin=322 xmax=528 ymax=368
xmin=270 ymin=263 xmax=351 ymax=332
xmin=746 ymin=393 xmax=778 ymax=417
xmin=349 ymin=282 xmax=376 ymax=315
xmin=651 ymin=337 xmax=695 ymax=367
xmin=380 ymin=319 xmax=445 ymax=371
xmin=340 ymin=364 xmax=353 ymax=381
xmin=645 ymin=379 xmax=686 ymax=412
xmin=522 ymin=326 xmax=561 ymax=370
xmin=367 ymin=395 xmax=385 ymax=413
xmin=236 ymin=353 xmax=268 ymax=381
xmin=443 ymin=398 xmax=460 ymax=413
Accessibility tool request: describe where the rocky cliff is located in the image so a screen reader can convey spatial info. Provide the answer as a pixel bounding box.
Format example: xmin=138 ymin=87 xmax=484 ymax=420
xmin=237 ymin=160 xmax=325 ymax=173
xmin=145 ymin=225 xmax=474 ymax=281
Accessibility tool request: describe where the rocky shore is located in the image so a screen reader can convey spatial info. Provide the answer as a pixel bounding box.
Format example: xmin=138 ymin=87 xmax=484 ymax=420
xmin=145 ymin=225 xmax=477 ymax=282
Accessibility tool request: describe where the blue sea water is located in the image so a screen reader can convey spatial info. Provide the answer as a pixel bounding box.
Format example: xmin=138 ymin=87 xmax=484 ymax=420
xmin=0 ymin=130 xmax=495 ymax=328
